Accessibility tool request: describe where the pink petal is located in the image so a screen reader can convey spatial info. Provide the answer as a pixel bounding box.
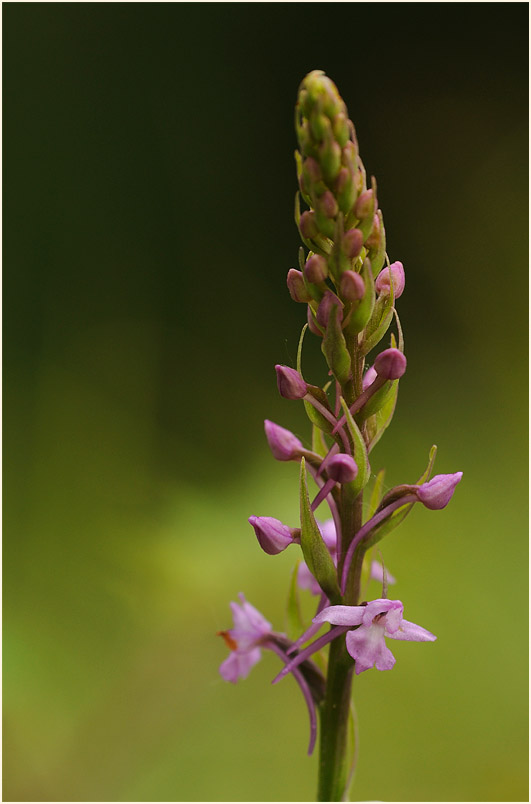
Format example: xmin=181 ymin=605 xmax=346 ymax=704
xmin=219 ymin=647 xmax=262 ymax=682
xmin=387 ymin=618 xmax=437 ymax=642
xmin=313 ymin=605 xmax=366 ymax=627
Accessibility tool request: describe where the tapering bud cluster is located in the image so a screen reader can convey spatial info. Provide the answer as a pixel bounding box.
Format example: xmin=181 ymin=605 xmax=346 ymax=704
xmin=294 ymin=70 xmax=387 ymax=288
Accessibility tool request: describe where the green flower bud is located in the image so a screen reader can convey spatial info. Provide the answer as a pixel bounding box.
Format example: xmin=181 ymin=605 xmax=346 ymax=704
xmin=299 ymin=210 xmax=319 ymax=239
xmin=319 ymin=138 xmax=342 ymax=184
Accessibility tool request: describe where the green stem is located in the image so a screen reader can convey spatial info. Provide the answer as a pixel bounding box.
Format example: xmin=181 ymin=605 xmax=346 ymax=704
xmin=317 ymin=636 xmax=354 ymax=801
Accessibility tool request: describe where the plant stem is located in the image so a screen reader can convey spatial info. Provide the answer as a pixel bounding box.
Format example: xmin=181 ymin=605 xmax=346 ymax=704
xmin=317 ymin=635 xmax=354 ymax=801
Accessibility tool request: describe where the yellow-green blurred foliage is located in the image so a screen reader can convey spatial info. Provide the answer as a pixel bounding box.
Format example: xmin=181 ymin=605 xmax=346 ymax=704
xmin=4 ymin=4 xmax=528 ymax=801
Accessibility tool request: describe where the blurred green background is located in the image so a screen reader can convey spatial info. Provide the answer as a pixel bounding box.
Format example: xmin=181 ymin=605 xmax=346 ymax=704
xmin=3 ymin=4 xmax=528 ymax=802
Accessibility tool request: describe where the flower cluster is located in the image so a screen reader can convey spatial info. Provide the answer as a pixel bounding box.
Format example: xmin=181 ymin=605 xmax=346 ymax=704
xmin=218 ymin=71 xmax=462 ymax=793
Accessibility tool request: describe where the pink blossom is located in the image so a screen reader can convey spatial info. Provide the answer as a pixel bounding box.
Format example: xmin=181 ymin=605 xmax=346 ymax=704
xmin=313 ymin=598 xmax=436 ymax=674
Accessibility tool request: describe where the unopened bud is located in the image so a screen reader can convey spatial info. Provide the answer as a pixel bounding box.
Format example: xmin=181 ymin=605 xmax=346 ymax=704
xmin=287 ymin=268 xmax=312 ymax=303
xmin=318 ymin=190 xmax=338 ymax=219
xmin=416 ymin=472 xmax=463 ymax=510
xmin=248 ymin=515 xmax=299 ymax=555
xmin=275 ymin=365 xmax=308 ymax=399
xmin=327 ymin=453 xmax=358 ymax=483
xmin=375 ymin=261 xmax=405 ymax=299
xmin=303 ymin=157 xmax=322 ymax=184
xmin=304 ymin=254 xmax=328 ymax=283
xmin=342 ymin=228 xmax=364 ymax=258
xmin=264 ymin=419 xmax=304 ymax=461
xmin=316 ymin=290 xmax=343 ymax=328
xmin=332 ymin=113 xmax=350 ymax=148
xmin=307 ymin=305 xmax=323 ymax=336
xmin=365 ymin=213 xmax=381 ymax=249
xmin=355 ymin=189 xmax=374 ymax=219
xmin=373 ymin=348 xmax=407 ymax=380
xmin=299 ymin=210 xmax=319 ymax=239
xmin=339 ymin=270 xmax=365 ymax=302
xmin=341 ymin=140 xmax=357 ymax=171
xmin=319 ymin=138 xmax=342 ymax=183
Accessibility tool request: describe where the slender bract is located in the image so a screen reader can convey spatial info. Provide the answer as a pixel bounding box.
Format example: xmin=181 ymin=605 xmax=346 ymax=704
xmin=218 ymin=70 xmax=462 ymax=802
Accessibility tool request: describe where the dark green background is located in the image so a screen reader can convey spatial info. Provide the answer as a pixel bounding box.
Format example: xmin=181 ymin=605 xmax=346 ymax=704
xmin=3 ymin=3 xmax=528 ymax=801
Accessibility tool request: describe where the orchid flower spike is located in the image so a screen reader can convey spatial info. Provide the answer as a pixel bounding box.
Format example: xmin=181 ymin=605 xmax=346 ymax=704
xmin=218 ymin=594 xmax=273 ymax=682
xmin=313 ymin=598 xmax=436 ymax=675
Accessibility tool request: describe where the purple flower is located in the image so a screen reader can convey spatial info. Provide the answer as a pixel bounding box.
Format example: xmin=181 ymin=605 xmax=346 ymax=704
xmin=313 ymin=598 xmax=436 ymax=674
xmin=218 ymin=594 xmax=273 ymax=682
xmin=248 ymin=515 xmax=300 ymax=555
xmin=375 ymin=261 xmax=405 ymax=298
xmin=416 ymin=472 xmax=463 ymax=510
xmin=264 ymin=419 xmax=304 ymax=462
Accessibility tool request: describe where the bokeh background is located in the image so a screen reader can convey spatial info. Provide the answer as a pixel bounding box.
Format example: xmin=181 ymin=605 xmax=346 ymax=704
xmin=3 ymin=3 xmax=528 ymax=802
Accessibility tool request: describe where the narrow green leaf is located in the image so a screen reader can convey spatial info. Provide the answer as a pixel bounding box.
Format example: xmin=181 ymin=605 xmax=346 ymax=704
xmin=361 ymin=294 xmax=394 ymax=356
xmin=366 ymin=380 xmax=399 ymax=451
xmin=312 ymin=423 xmax=328 ymax=457
xmin=393 ymin=307 xmax=405 ymax=354
xmin=285 ymin=561 xmax=305 ymax=640
xmin=323 ymin=305 xmax=352 ymax=385
xmin=296 ymin=323 xmax=308 ymax=375
xmin=339 ymin=398 xmax=370 ymax=495
xmin=367 ymin=468 xmax=386 ymax=520
xmin=418 ymin=445 xmax=437 ymax=484
xmin=368 ymin=209 xmax=386 ymax=277
xmin=299 ymin=458 xmax=341 ymax=602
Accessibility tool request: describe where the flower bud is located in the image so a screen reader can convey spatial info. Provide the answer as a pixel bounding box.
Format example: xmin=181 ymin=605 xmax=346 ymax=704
xmin=304 ymin=254 xmax=328 ymax=283
xmin=319 ymin=138 xmax=342 ymax=183
xmin=341 ymin=140 xmax=357 ymax=171
xmin=316 ymin=290 xmax=343 ymax=328
xmin=375 ymin=261 xmax=405 ymax=299
xmin=365 ymin=213 xmax=381 ymax=249
xmin=332 ymin=112 xmax=350 ymax=148
xmin=342 ymin=228 xmax=364 ymax=258
xmin=327 ymin=453 xmax=358 ymax=483
xmin=307 ymin=305 xmax=323 ymax=336
xmin=275 ymin=365 xmax=308 ymax=399
xmin=416 ymin=472 xmax=463 ymax=510
xmin=303 ymin=156 xmax=322 ymax=184
xmin=318 ymin=190 xmax=338 ymax=219
xmin=355 ymin=189 xmax=374 ymax=219
xmin=339 ymin=270 xmax=365 ymax=302
xmin=248 ymin=516 xmax=299 ymax=555
xmin=373 ymin=348 xmax=407 ymax=380
xmin=287 ymin=268 xmax=312 ymax=303
xmin=362 ymin=365 xmax=378 ymax=390
xmin=299 ymin=210 xmax=319 ymax=239
xmin=264 ymin=419 xmax=304 ymax=461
